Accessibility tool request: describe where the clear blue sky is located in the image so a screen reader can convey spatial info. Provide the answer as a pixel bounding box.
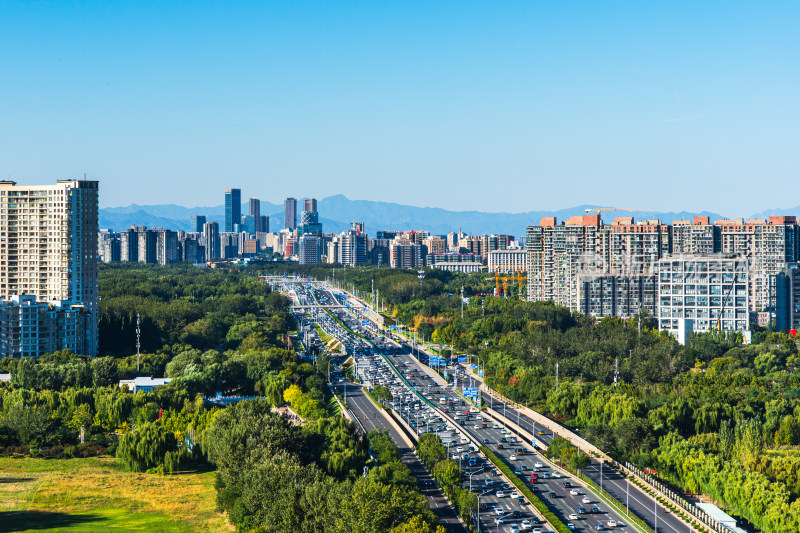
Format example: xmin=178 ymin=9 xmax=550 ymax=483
xmin=1 ymin=1 xmax=798 ymax=215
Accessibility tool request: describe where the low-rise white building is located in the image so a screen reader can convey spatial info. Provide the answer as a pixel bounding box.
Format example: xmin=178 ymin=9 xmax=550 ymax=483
xmin=119 ymin=377 xmax=172 ymax=393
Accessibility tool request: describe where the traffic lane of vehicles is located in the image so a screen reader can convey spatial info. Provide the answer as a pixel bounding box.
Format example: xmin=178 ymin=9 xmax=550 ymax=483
xmin=388 ymin=353 xmax=631 ymax=531
xmin=333 ymin=382 xmax=468 ymax=533
xmin=487 ymin=399 xmax=683 ymax=533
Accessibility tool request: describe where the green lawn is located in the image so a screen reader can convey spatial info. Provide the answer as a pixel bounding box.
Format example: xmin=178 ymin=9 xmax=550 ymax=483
xmin=0 ymin=456 xmax=231 ymax=533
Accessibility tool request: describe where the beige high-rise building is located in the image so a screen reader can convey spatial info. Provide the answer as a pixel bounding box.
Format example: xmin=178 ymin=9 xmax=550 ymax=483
xmin=0 ymin=179 xmax=99 ymax=356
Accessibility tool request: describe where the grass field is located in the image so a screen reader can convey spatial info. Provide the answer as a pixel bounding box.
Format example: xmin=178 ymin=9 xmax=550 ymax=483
xmin=0 ymin=456 xmax=232 ymax=533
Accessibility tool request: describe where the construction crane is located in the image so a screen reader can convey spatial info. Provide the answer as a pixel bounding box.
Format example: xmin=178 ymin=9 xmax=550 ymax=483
xmin=584 ymin=207 xmax=654 ymax=215
xmin=487 ymin=268 xmax=527 ymax=299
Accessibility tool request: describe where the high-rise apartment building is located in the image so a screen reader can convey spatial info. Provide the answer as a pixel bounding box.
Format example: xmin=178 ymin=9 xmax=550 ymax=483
xmin=225 ymin=188 xmax=241 ymax=232
xmin=0 ymin=179 xmax=99 ymax=357
xmin=716 ymin=216 xmax=798 ymax=314
xmin=284 ymin=198 xmax=297 ymax=230
xmin=389 ymin=242 xmax=426 ymax=269
xmin=338 ymin=229 xmax=368 ymax=266
xmin=298 ymin=234 xmax=322 ymax=264
xmin=203 ymin=221 xmax=220 ymax=262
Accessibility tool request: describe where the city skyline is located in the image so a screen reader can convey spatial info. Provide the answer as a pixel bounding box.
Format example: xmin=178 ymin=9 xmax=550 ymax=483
xmin=1 ymin=2 xmax=798 ymax=214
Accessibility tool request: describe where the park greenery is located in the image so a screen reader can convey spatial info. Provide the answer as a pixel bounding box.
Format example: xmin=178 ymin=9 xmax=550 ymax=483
xmin=204 ymin=400 xmax=443 ymax=532
xmin=0 ymin=263 xmax=452 ymax=532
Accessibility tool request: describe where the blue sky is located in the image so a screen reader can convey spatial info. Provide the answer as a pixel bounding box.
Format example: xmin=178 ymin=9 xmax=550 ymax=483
xmin=1 ymin=1 xmax=798 ymax=215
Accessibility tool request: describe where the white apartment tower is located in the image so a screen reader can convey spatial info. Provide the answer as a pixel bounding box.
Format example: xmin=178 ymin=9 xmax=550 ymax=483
xmin=0 ymin=179 xmax=99 ymax=357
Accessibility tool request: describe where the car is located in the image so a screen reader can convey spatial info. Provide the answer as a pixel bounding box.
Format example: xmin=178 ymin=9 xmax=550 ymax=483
xmin=485 ymin=478 xmax=493 ymax=485
xmin=521 ymin=465 xmax=529 ymax=471
xmin=518 ymin=496 xmax=526 ymax=504
xmin=607 ymin=520 xmax=617 ymax=527
xmin=493 ymin=423 xmax=500 ymax=429
xmin=595 ymin=523 xmax=604 ymax=531
xmin=483 ymin=438 xmax=490 ymax=444
xmin=563 ymin=481 xmax=572 ymax=488
xmin=538 ymin=430 xmax=545 ymax=435
xmin=548 ymin=491 xmax=557 ymax=498
xmin=494 ymin=507 xmax=505 ymax=515
xmin=498 ymin=443 xmax=504 ymax=449
xmin=514 ymin=469 xmax=522 ymax=475
xmin=496 ymin=491 xmax=505 ymax=498
xmin=512 ymin=510 xmax=522 ymax=518
xmin=552 ymin=471 xmax=561 ymax=478
xmin=591 ymin=506 xmax=601 ymax=514
xmin=568 ymin=513 xmax=579 ymax=520
xmin=474 ymin=425 xmax=480 ymax=429
xmin=510 ymin=525 xmax=520 ymax=533
xmin=521 ymin=520 xmax=532 ymax=530
xmin=567 ymin=524 xmax=576 ymax=531
xmin=532 ymin=529 xmax=542 ymax=533
xmin=456 ymin=447 xmax=463 ymax=452
xmin=494 ymin=517 xmax=505 ymax=525
xmin=509 ymin=455 xmax=517 ymax=461
xmin=510 ymin=491 xmax=519 ymax=499
xmin=570 ymin=489 xmax=579 ymax=496
xmin=534 ymin=462 xmax=543 ymax=468
xmin=582 ymin=497 xmax=592 ymax=504
xmin=577 ymin=506 xmax=587 ymax=514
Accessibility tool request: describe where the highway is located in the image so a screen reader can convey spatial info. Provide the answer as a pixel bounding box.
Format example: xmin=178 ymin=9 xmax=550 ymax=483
xmin=332 ymin=381 xmax=467 ymax=533
xmin=475 ymin=390 xmax=688 ymax=533
xmin=285 ymin=280 xmax=467 ymax=533
xmin=282 ymin=278 xmax=685 ymax=533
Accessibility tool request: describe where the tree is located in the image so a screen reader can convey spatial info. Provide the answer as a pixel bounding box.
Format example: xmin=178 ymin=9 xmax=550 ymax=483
xmin=91 ymin=356 xmax=118 ymax=387
xmin=116 ymin=421 xmax=178 ymax=473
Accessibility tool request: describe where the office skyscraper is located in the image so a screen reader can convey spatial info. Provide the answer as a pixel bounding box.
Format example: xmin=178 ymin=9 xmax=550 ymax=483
xmin=303 ymin=198 xmax=317 ymax=213
xmin=225 ymin=188 xmax=241 ymax=232
xmin=0 ymin=179 xmax=99 ymax=357
xmin=192 ymin=215 xmax=206 ymax=233
xmin=284 ymin=197 xmax=297 ymax=230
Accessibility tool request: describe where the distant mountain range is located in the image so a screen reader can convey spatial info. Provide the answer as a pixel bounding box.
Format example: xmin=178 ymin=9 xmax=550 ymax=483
xmin=99 ymin=194 xmax=746 ymax=237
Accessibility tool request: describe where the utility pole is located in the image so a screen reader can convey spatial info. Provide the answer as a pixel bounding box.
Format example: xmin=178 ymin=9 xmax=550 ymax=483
xmin=136 ymin=312 xmax=141 ymax=372
xmin=460 ymin=285 xmax=464 ymax=319
xmin=614 ymin=357 xmax=619 ymax=388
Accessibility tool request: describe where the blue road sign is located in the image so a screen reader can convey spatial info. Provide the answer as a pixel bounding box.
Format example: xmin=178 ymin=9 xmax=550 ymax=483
xmin=478 ymin=369 xmax=484 ymax=377
xmin=457 ymin=356 xmax=467 ymax=363
xmin=471 ymin=364 xmax=479 ymax=370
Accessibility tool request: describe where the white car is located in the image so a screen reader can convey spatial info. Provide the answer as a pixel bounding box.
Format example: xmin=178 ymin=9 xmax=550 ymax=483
xmin=552 ymin=471 xmax=561 ymax=478
xmin=495 ymin=507 xmax=505 ymax=515
xmin=474 ymin=425 xmax=480 ymax=430
xmin=534 ymin=462 xmax=543 ymax=469
xmin=493 ymin=423 xmax=501 ymax=429
xmin=457 ymin=447 xmax=463 ymax=452
xmin=582 ymin=496 xmax=591 ymax=504
xmin=496 ymin=491 xmax=505 ymax=498
xmin=510 ymin=491 xmax=519 ymax=499
xmin=607 ymin=520 xmax=618 ymax=527
xmin=568 ymin=513 xmax=579 ymax=520
xmin=509 ymin=455 xmax=517 ymax=461
xmin=521 ymin=519 xmax=532 ymax=530
xmin=570 ymin=489 xmax=579 ymax=496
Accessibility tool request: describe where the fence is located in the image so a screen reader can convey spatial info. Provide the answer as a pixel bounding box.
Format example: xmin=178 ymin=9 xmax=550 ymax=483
xmin=625 ymin=462 xmax=733 ymax=533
